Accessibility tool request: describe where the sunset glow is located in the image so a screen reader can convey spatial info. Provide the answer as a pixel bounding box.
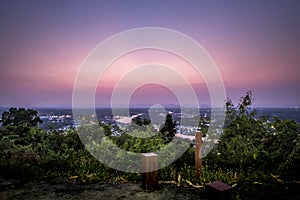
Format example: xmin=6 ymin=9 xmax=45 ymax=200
xmin=0 ymin=1 xmax=299 ymax=107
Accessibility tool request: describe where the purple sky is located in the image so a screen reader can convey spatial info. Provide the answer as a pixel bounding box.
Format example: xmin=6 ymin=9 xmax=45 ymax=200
xmin=0 ymin=0 xmax=300 ymax=107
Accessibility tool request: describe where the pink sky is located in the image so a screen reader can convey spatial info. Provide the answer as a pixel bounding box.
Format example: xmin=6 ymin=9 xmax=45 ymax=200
xmin=96 ymin=49 xmax=208 ymax=106
xmin=0 ymin=1 xmax=299 ymax=107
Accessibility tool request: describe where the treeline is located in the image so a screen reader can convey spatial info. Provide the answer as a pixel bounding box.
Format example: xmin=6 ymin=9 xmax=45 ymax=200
xmin=0 ymin=92 xmax=299 ymax=199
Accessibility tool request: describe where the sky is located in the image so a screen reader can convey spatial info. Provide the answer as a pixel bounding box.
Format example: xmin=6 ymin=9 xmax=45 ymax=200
xmin=0 ymin=0 xmax=299 ymax=107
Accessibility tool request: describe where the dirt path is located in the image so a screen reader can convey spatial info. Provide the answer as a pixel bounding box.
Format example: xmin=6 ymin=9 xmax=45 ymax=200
xmin=0 ymin=181 xmax=206 ymax=200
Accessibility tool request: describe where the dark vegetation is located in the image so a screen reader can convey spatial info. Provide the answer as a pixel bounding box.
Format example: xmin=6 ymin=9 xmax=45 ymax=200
xmin=0 ymin=92 xmax=299 ymax=199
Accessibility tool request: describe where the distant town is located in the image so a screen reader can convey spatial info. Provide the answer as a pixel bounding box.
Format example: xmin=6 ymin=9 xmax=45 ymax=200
xmin=10 ymin=106 xmax=292 ymax=152
xmin=36 ymin=107 xmax=210 ymax=135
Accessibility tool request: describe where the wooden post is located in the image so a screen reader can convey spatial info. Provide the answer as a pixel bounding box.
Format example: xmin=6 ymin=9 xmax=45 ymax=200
xmin=141 ymin=153 xmax=159 ymax=190
xmin=195 ymin=130 xmax=202 ymax=179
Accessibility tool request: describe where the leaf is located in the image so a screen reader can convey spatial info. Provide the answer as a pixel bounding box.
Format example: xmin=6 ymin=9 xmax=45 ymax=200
xmin=86 ymin=173 xmax=94 ymax=178
xmin=270 ymin=173 xmax=284 ymax=183
xmin=177 ymin=173 xmax=181 ymax=184
xmin=253 ymin=153 xmax=257 ymax=160
xmin=293 ymin=180 xmax=300 ymax=184
xmin=117 ymin=177 xmax=128 ymax=183
xmin=185 ymin=180 xmax=203 ymax=188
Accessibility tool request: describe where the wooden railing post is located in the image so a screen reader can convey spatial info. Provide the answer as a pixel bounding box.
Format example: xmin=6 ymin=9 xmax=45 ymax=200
xmin=141 ymin=153 xmax=159 ymax=190
xmin=195 ymin=130 xmax=202 ymax=179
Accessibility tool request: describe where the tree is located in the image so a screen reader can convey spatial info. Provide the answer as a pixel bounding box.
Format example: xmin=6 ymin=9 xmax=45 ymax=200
xmin=206 ymin=91 xmax=269 ymax=171
xmin=132 ymin=116 xmax=143 ymax=126
xmin=132 ymin=116 xmax=151 ymax=126
xmin=98 ymin=121 xmax=112 ymax=137
xmin=126 ymin=116 xmax=152 ymax=132
xmin=1 ymin=107 xmax=43 ymax=127
xmin=159 ymin=113 xmax=177 ymax=140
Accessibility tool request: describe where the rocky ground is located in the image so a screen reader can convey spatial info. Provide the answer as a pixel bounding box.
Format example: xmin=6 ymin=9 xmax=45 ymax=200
xmin=0 ymin=178 xmax=207 ymax=200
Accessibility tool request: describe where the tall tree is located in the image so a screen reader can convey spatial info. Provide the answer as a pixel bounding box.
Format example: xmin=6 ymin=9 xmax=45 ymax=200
xmin=160 ymin=113 xmax=177 ymax=140
xmin=1 ymin=107 xmax=43 ymax=127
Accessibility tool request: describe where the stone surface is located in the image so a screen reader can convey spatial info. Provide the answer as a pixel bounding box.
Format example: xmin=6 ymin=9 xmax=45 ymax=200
xmin=208 ymin=181 xmax=231 ymax=192
xmin=207 ymin=181 xmax=231 ymax=200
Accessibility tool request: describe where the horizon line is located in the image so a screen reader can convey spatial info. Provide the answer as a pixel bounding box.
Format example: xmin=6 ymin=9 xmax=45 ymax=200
xmin=1 ymin=105 xmax=300 ymax=110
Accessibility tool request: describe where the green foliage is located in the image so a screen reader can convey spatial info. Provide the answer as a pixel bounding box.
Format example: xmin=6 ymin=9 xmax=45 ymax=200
xmin=111 ymin=127 xmax=165 ymax=153
xmin=131 ymin=116 xmax=150 ymax=126
xmin=1 ymin=107 xmax=43 ymax=127
xmin=206 ymin=91 xmax=300 ymax=183
xmin=159 ymin=113 xmax=177 ymax=140
xmin=198 ymin=116 xmax=210 ymax=137
xmin=98 ymin=121 xmax=112 ymax=136
xmin=125 ymin=116 xmax=153 ymax=132
xmin=0 ymin=100 xmax=299 ymax=199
